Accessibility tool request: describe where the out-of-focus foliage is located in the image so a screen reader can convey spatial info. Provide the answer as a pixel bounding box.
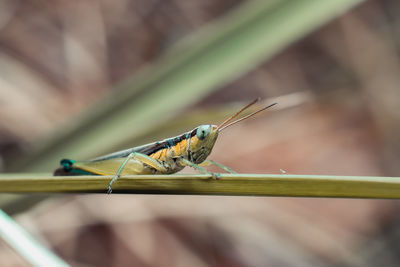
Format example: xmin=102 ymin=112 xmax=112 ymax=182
xmin=0 ymin=209 xmax=69 ymax=267
xmin=2 ymin=0 xmax=362 ymax=173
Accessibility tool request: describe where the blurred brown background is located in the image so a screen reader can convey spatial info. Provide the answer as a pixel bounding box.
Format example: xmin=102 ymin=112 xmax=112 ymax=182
xmin=1 ymin=0 xmax=400 ymax=266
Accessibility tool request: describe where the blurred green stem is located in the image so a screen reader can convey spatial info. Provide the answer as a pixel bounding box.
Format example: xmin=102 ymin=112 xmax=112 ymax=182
xmin=0 ymin=209 xmax=70 ymax=267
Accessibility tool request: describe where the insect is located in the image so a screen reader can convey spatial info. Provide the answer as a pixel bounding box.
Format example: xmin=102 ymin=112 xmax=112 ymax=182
xmin=54 ymin=98 xmax=277 ymax=193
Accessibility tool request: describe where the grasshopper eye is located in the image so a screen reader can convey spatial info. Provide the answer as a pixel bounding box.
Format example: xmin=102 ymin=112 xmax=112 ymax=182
xmin=196 ymin=125 xmax=211 ymax=140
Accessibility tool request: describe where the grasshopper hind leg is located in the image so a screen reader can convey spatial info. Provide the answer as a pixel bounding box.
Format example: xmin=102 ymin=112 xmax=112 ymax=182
xmin=107 ymin=154 xmax=136 ymax=194
xmin=107 ymin=152 xmax=168 ymax=194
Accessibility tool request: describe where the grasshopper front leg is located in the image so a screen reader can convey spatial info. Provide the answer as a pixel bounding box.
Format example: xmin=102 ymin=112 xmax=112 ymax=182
xmin=108 ymin=152 xmax=167 ymax=194
xmin=198 ymin=160 xmax=237 ymax=174
xmin=179 ymin=158 xmax=222 ymax=180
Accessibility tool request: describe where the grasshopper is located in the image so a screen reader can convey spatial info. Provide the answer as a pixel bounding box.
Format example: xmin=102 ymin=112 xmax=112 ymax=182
xmin=54 ymin=98 xmax=277 ymax=193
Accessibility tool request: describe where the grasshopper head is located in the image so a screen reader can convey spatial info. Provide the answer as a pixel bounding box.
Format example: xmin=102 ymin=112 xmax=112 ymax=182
xmin=189 ymin=124 xmax=219 ymax=163
xmin=188 ymin=99 xmax=277 ymax=164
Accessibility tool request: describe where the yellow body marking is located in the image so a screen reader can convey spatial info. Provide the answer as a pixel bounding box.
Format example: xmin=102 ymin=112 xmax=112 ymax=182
xmin=160 ymin=148 xmax=167 ymax=161
xmin=189 ymin=136 xmax=201 ymax=151
xmin=174 ymin=141 xmax=181 ymax=155
xmin=151 ymin=150 xmax=162 ymax=160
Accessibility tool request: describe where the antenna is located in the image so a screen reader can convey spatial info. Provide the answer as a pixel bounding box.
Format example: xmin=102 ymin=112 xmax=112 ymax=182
xmin=218 ymin=102 xmax=277 ymax=131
